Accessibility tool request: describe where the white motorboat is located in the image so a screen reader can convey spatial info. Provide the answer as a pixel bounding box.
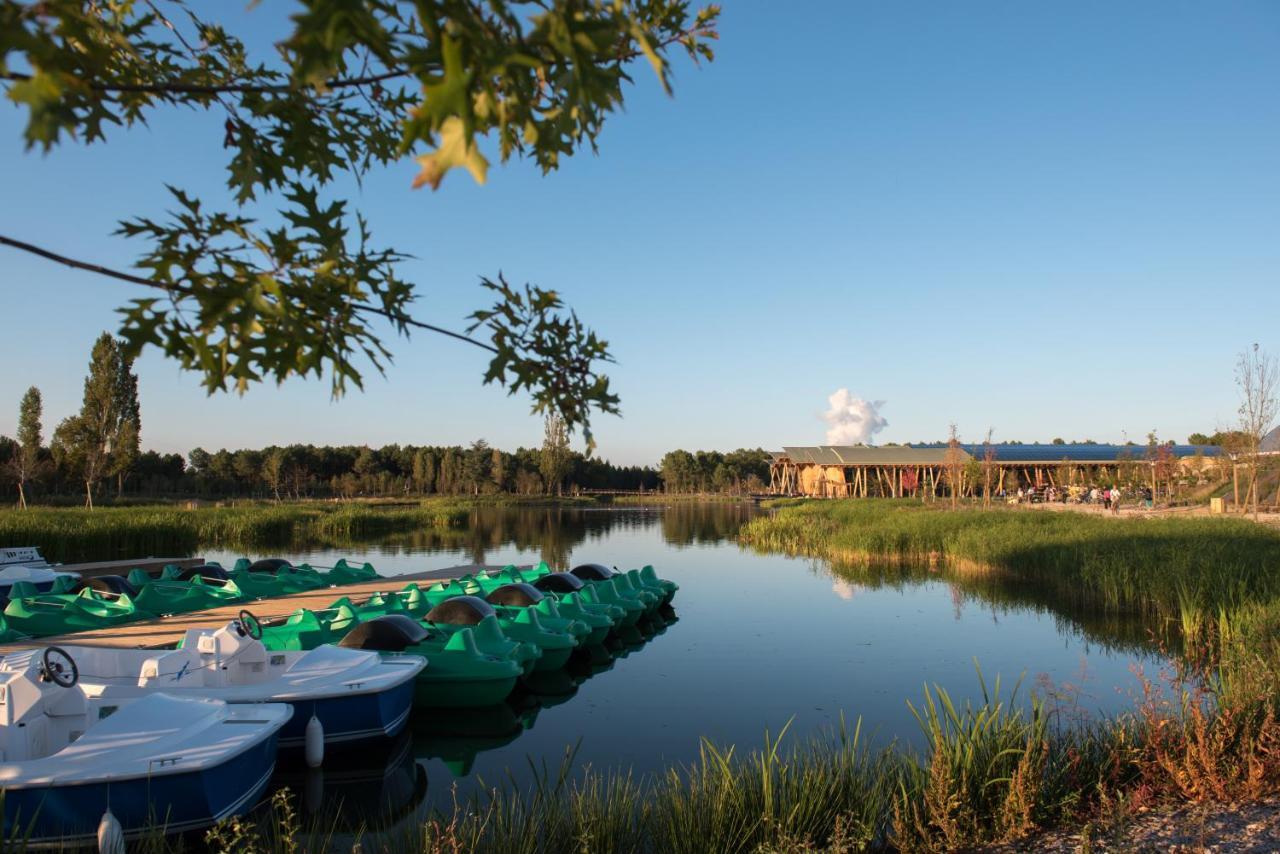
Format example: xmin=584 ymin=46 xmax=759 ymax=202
xmin=67 ymin=614 xmax=426 ymax=749
xmin=0 ymin=646 xmax=290 ymax=845
xmin=0 ymin=547 xmax=78 ymax=597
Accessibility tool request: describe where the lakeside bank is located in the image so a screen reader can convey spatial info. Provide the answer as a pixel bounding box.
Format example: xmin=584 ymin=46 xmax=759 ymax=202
xmin=0 ymin=496 xmax=601 ymax=563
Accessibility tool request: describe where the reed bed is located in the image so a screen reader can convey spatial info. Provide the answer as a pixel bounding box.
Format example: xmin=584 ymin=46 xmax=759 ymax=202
xmin=66 ymin=673 xmax=1143 ymax=853
xmin=0 ymin=500 xmax=482 ymax=562
xmin=740 ymin=500 xmax=1280 ymax=620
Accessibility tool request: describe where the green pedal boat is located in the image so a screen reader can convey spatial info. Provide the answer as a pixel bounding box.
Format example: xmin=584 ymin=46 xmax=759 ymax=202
xmin=2 ymin=579 xmax=157 ymax=637
xmin=348 ymin=585 xmax=583 ymax=673
xmin=260 ymin=607 xmax=523 ymax=708
xmin=453 ymin=570 xmax=625 ymax=636
xmin=126 ymin=566 xmax=247 ymax=616
xmin=423 ymin=595 xmax=578 ymax=672
xmin=337 ymin=590 xmax=543 ymax=676
xmin=0 ymin=613 xmax=28 ymax=643
xmin=224 ymin=557 xmax=385 ymax=598
xmin=423 ymin=581 xmax=596 ymax=648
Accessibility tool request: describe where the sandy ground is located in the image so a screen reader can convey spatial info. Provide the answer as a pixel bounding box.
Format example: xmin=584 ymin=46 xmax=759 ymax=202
xmin=985 ymin=800 xmax=1280 ymax=852
xmin=1015 ymin=500 xmax=1280 ymax=527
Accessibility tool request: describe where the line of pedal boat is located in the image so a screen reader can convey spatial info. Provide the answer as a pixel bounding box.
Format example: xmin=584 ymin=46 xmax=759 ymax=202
xmin=258 ymin=562 xmax=678 ymax=709
xmin=0 ymin=557 xmax=383 ymax=640
xmin=0 ymin=560 xmax=678 ymax=844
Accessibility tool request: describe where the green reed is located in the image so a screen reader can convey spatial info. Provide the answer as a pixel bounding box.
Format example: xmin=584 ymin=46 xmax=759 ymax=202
xmin=740 ymin=500 xmax=1280 ymax=621
xmin=0 ymin=499 xmax=486 ymax=562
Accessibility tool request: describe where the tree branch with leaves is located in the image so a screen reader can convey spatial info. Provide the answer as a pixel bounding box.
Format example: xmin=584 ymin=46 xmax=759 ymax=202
xmin=1 ymin=0 xmax=720 ymax=451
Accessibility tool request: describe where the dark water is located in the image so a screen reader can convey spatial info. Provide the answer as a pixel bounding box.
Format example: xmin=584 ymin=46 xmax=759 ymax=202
xmin=205 ymin=505 xmax=1166 ymax=832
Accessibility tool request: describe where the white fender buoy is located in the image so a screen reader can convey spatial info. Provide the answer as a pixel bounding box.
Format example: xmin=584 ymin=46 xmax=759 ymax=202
xmin=304 ymin=714 xmax=324 ymax=768
xmin=97 ymin=807 xmax=124 ymax=854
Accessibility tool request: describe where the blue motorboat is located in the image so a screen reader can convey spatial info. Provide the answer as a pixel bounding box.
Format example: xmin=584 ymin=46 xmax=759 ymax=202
xmin=0 ymin=647 xmax=290 ymax=845
xmin=67 ymin=615 xmax=425 ymax=749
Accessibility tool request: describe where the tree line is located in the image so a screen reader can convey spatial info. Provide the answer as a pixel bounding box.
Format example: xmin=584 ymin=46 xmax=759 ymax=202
xmin=1 ymin=334 xmax=772 ymax=505
xmin=1 ymin=433 xmax=779 ymax=504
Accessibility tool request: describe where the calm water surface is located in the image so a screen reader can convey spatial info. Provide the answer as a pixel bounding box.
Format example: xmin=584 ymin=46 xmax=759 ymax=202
xmin=206 ymin=505 xmax=1166 ymax=830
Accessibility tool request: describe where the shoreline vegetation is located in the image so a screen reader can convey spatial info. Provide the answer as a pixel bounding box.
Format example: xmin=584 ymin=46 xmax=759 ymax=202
xmin=0 ymin=496 xmax=599 ymax=563
xmin=8 ymin=499 xmax=1280 ymax=851
xmin=0 ymin=495 xmax=762 ymax=563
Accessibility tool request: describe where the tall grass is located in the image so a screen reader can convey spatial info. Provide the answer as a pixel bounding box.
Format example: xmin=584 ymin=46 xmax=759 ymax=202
xmin=0 ymin=499 xmax=485 ymax=562
xmin=740 ymin=500 xmax=1280 ymax=620
xmin=9 ymin=659 xmax=1275 ymax=852
xmin=84 ymin=673 xmax=1128 ymax=853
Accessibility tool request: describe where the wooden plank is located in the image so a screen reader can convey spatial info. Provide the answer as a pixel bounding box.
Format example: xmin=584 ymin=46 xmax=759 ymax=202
xmin=59 ymin=557 xmax=206 ymax=579
xmin=0 ymin=563 xmax=510 ymax=653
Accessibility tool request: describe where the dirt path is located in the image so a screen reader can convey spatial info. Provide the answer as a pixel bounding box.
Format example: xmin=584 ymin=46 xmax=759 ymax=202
xmin=1017 ymin=501 xmax=1280 ymax=527
xmin=985 ymin=800 xmax=1280 ymax=852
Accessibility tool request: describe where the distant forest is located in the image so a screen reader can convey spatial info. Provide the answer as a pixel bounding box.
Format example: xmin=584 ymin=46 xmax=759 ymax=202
xmin=0 ymin=439 xmax=774 ymax=503
xmin=0 ymin=333 xmax=1234 ymax=506
xmin=0 ymin=334 xmax=775 ymax=505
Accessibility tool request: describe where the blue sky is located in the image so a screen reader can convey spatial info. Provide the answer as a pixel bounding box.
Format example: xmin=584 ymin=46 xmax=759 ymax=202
xmin=1 ymin=1 xmax=1277 ymax=465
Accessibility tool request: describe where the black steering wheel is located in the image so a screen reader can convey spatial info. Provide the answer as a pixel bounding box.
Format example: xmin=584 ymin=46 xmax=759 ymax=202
xmin=42 ymin=646 xmax=78 ymax=688
xmin=237 ymin=609 xmax=263 ymax=640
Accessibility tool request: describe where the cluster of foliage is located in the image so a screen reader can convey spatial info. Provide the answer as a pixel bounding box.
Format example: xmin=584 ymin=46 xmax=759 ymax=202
xmin=1187 ymin=430 xmax=1251 ymax=446
xmin=658 ymin=448 xmax=771 ymax=494
xmin=0 ymin=437 xmax=660 ymax=503
xmin=1 ymin=0 xmax=720 ymax=449
xmin=47 ymin=333 xmax=141 ymax=507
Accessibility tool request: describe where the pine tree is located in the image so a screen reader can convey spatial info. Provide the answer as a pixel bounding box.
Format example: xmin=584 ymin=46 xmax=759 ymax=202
xmin=12 ymin=387 xmax=42 ymax=509
xmin=463 ymin=440 xmax=491 ymax=495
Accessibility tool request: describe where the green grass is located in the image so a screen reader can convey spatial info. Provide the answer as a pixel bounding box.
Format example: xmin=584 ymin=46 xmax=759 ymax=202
xmin=62 ymin=671 xmax=1127 ymax=853
xmin=0 ymin=499 xmax=494 ymax=562
xmin=740 ymin=499 xmax=1280 ymax=620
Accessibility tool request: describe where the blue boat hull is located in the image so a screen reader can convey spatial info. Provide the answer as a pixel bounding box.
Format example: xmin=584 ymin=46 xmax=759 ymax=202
xmin=2 ymin=731 xmax=278 ymax=845
xmin=277 ymin=677 xmax=415 ymax=749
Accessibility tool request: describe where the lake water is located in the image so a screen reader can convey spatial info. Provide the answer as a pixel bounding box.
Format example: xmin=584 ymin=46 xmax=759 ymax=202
xmin=208 ymin=504 xmax=1166 ymax=831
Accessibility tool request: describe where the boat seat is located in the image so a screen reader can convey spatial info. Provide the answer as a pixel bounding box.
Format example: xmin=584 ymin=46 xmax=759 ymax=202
xmin=138 ymin=650 xmax=197 ymax=687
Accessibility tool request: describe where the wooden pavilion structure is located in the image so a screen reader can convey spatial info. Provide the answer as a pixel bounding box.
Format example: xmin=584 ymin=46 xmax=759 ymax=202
xmin=768 ymin=444 xmax=1221 ymax=498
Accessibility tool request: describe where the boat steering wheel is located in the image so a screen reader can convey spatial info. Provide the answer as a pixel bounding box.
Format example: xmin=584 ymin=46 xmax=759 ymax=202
xmin=41 ymin=646 xmax=78 ymax=688
xmin=237 ymin=609 xmax=263 ymax=640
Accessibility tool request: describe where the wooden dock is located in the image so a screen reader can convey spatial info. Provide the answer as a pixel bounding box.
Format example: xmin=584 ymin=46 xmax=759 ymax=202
xmin=0 ymin=564 xmax=512 ymax=653
xmin=61 ymin=556 xmax=206 ymax=579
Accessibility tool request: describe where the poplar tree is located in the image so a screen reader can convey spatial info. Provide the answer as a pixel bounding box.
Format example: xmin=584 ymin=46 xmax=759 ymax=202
xmin=412 ymin=449 xmax=436 ymax=495
xmin=108 ymin=349 xmax=141 ymax=496
xmin=540 ymin=414 xmax=571 ymax=496
xmin=12 ymin=386 xmax=42 ymax=509
xmin=53 ymin=334 xmax=122 ymax=508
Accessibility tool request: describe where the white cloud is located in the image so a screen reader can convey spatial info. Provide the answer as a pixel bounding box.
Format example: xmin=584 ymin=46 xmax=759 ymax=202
xmin=823 ymin=389 xmax=888 ymax=445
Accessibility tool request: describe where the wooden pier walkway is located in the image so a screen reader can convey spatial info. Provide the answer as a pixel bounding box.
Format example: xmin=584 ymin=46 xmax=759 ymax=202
xmin=0 ymin=564 xmax=509 ymax=653
xmin=61 ymin=556 xmax=206 ymax=579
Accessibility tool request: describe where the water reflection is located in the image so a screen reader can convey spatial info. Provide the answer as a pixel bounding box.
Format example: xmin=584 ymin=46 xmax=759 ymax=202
xmin=413 ymin=613 xmax=668 ymax=788
xmin=269 ymin=728 xmax=429 ymax=830
xmin=213 ymin=502 xmax=1174 ymax=835
xmin=819 ymin=559 xmax=1169 ymax=657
